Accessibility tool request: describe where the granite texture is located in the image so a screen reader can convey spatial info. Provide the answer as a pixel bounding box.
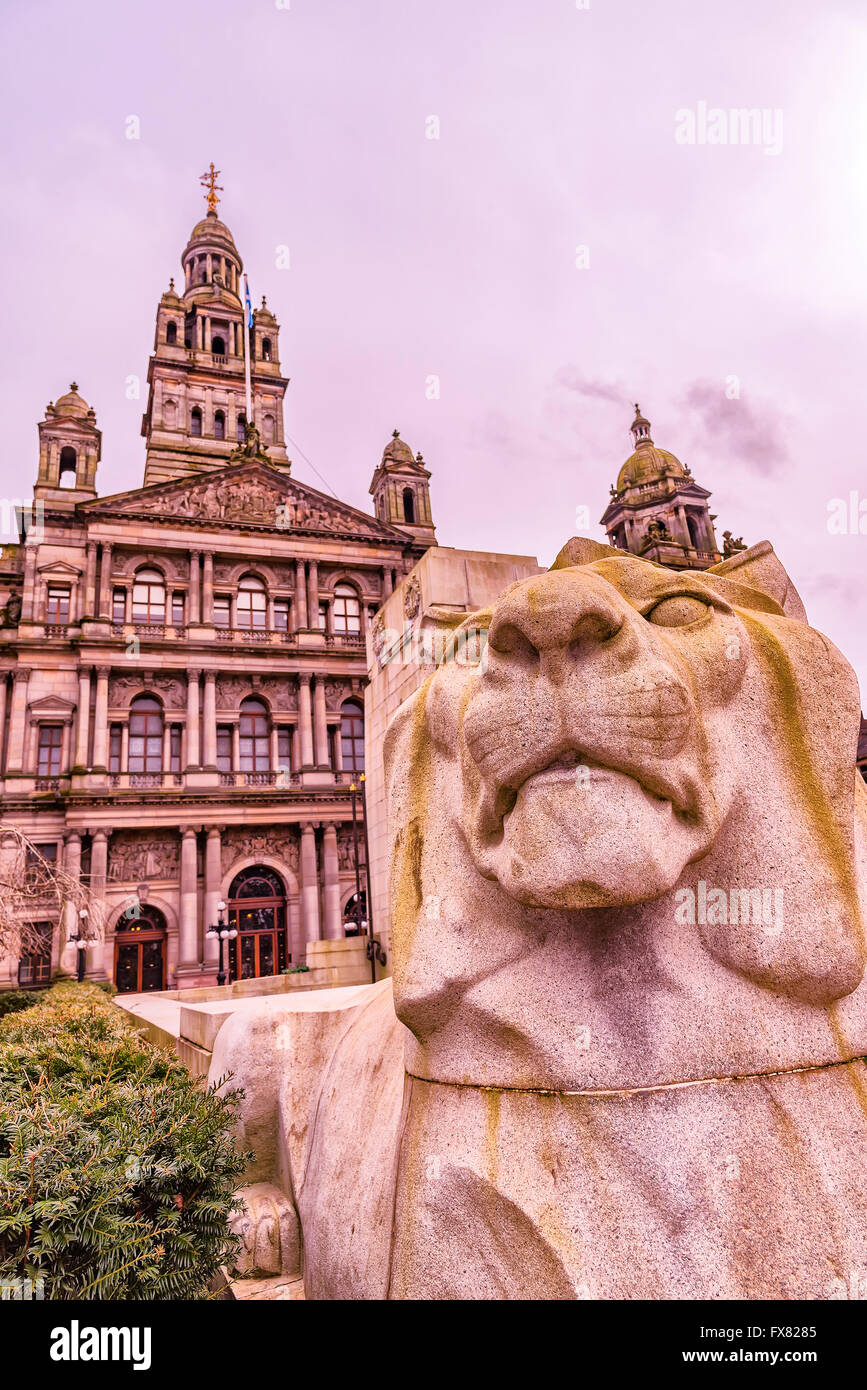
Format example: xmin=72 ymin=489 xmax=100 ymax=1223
xmin=217 ymin=537 xmax=867 ymax=1298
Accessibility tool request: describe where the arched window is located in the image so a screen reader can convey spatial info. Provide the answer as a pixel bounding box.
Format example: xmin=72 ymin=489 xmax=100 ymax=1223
xmin=163 ymin=399 xmax=177 ymax=428
xmin=214 ymin=410 xmax=226 ymax=441
xmin=239 ymin=697 xmax=270 ymax=771
xmin=263 ymin=414 xmax=275 ymax=443
xmin=237 ymin=575 xmax=267 ymax=629
xmin=165 ymin=321 xmax=177 ymax=345
xmin=128 ymin=695 xmax=163 ymax=773
xmin=212 ymin=335 xmax=226 ymax=355
xmin=340 ymin=699 xmax=364 ymax=773
xmin=403 ymin=487 xmax=416 ymax=524
xmin=261 ymin=337 xmax=272 ymax=361
xmin=228 ymin=866 xmax=288 ymax=980
xmin=58 ymin=446 xmax=77 ymax=488
xmin=333 ymin=583 xmax=361 ymax=634
xmin=132 ymin=568 xmax=165 ymax=625
xmin=236 ymin=413 xmax=247 ymax=443
xmin=687 ymin=513 xmax=701 ymax=550
xmin=191 ymin=407 xmax=202 ymax=437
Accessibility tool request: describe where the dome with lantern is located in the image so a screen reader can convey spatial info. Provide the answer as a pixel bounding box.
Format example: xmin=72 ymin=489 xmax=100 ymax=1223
xmin=615 ymin=405 xmax=688 ymax=493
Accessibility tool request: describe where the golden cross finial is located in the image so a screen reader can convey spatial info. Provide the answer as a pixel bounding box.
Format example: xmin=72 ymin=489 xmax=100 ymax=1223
xmin=199 ymin=162 xmax=223 ymax=213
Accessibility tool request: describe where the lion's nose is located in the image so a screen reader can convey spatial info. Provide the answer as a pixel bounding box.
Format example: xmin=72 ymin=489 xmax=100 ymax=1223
xmin=488 ymin=570 xmax=624 ymax=661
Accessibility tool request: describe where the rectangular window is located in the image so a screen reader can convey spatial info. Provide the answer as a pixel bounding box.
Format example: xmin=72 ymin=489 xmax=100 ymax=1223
xmin=273 ymin=599 xmax=289 ymax=631
xmin=277 ymin=727 xmax=292 ymax=770
xmin=214 ymin=595 xmax=231 ymax=628
xmin=171 ymin=593 xmax=185 ymax=627
xmin=108 ymin=724 xmax=122 ymax=774
xmin=25 ymin=843 xmax=57 ymax=891
xmin=37 ymin=725 xmax=63 ymax=777
xmin=170 ymin=725 xmax=182 ymax=772
xmin=46 ymin=587 xmax=70 ymax=623
xmin=112 ymin=588 xmax=126 ymax=623
xmin=216 ymin=726 xmax=233 ymax=772
xmin=318 ymin=602 xmax=328 ymax=632
xmin=18 ymin=921 xmax=53 ymax=987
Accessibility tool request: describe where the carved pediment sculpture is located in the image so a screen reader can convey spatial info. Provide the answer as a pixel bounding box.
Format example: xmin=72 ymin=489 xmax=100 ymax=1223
xmin=88 ymin=463 xmax=403 ymax=540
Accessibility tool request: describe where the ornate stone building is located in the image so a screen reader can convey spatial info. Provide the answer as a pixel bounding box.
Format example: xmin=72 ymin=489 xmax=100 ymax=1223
xmin=600 ymin=404 xmax=744 ymax=568
xmin=0 ymin=186 xmax=434 ymax=994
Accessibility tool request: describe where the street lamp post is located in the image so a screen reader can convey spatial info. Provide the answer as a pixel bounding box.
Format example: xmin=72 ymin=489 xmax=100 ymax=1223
xmin=67 ymin=907 xmax=90 ymax=983
xmin=205 ymin=899 xmax=236 ymax=987
xmin=350 ymin=774 xmax=386 ymax=982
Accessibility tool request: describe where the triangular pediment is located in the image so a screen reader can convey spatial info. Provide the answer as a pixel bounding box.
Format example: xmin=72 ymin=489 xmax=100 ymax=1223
xmin=29 ymin=695 xmax=76 ymax=716
xmin=36 ymin=559 xmax=82 ymax=577
xmin=79 ymin=461 xmax=409 ymax=542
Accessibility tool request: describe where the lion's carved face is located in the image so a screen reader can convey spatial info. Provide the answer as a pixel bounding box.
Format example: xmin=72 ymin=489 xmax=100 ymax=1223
xmin=385 ymin=538 xmax=867 ymax=1089
xmin=458 ymin=557 xmax=749 ymax=909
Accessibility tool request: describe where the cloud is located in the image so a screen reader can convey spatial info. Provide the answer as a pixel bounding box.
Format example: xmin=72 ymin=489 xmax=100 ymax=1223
xmin=552 ymin=369 xmax=625 ymax=405
xmin=680 ymin=380 xmax=788 ymax=476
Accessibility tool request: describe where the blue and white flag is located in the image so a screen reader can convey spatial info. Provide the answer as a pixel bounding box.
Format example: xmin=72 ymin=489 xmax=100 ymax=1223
xmin=243 ymin=274 xmax=253 ymax=327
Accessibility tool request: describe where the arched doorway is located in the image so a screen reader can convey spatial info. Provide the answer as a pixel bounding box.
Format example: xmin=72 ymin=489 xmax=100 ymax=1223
xmin=343 ymin=889 xmax=367 ymax=936
xmin=228 ymin=865 xmax=288 ymax=981
xmin=115 ymin=905 xmax=167 ymax=993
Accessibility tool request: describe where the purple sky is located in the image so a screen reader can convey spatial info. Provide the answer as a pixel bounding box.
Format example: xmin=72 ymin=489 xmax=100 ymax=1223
xmin=2 ymin=0 xmax=866 ymax=700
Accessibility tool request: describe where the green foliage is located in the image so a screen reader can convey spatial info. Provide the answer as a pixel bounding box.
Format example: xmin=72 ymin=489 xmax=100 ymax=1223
xmin=0 ymin=991 xmax=40 ymax=1019
xmin=0 ymin=982 xmax=251 ymax=1300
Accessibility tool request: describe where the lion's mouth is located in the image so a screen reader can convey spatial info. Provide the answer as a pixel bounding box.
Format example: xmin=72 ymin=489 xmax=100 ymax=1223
xmin=494 ymin=750 xmax=691 ymax=828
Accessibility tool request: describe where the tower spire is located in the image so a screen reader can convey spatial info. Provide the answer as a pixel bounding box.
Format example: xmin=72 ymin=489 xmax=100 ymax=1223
xmin=199 ymin=162 xmax=223 ymax=214
xmin=630 ymin=402 xmax=653 ymax=448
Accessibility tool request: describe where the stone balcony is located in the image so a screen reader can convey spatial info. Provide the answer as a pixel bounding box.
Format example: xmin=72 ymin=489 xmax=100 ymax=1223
xmin=103 ymin=622 xmax=365 ymax=651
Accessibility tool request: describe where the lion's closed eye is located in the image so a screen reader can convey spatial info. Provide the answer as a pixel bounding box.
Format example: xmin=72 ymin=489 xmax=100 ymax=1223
xmin=645 ymin=595 xmax=710 ymax=628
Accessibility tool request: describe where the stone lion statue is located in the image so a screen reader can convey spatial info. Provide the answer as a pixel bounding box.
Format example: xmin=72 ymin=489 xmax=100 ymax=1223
xmin=214 ymin=537 xmax=867 ymax=1299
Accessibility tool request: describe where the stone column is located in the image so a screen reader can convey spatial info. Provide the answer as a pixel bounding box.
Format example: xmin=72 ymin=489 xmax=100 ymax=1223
xmin=162 ymin=724 xmax=171 ymax=774
xmin=0 ymin=677 xmax=7 ymax=777
xmin=382 ymin=566 xmax=393 ymax=600
xmin=307 ymin=560 xmax=319 ymax=627
xmin=5 ymin=668 xmax=31 ymax=773
xmin=62 ymin=831 xmax=82 ymax=964
xmin=291 ymin=723 xmax=301 ymax=771
xmin=334 ymin=723 xmax=344 ymax=774
xmin=189 ymin=550 xmax=201 ymax=624
xmin=178 ymin=828 xmax=200 ymax=970
xmin=91 ymin=667 xmax=110 ymax=771
xmin=322 ymin=823 xmax=342 ymax=939
xmin=202 ymin=553 xmax=214 ymax=624
xmin=295 ymin=559 xmax=308 ymax=630
xmin=300 ymin=822 xmax=321 ymax=942
xmin=269 ymin=725 xmax=280 ymax=772
xmin=185 ymin=670 xmax=201 ymax=768
xmin=298 ymin=674 xmax=314 ymax=767
xmin=74 ymin=667 xmax=91 ymax=768
xmin=202 ymin=671 xmax=217 ymax=769
xmin=121 ymin=722 xmax=129 ymax=773
xmin=231 ymin=723 xmax=241 ymax=773
xmin=203 ymin=827 xmax=222 ymax=968
xmin=89 ymin=829 xmax=109 ymax=977
xmin=83 ymin=541 xmax=98 ymax=618
xmin=313 ymin=677 xmax=329 ymax=767
xmin=98 ymin=543 xmax=113 ymax=619
xmin=21 ymin=546 xmax=37 ymax=622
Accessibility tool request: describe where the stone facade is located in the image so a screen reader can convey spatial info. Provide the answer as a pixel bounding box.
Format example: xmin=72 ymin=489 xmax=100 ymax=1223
xmin=0 ymin=190 xmax=435 ymax=994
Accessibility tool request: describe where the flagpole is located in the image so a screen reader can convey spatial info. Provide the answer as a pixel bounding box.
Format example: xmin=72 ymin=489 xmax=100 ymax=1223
xmin=242 ymin=273 xmax=253 ymax=430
